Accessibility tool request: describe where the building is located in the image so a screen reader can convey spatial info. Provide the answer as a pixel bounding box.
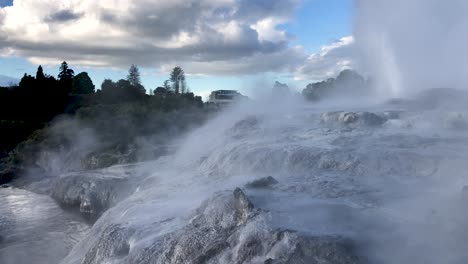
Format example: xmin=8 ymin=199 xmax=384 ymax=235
xmin=208 ymin=90 xmax=247 ymax=104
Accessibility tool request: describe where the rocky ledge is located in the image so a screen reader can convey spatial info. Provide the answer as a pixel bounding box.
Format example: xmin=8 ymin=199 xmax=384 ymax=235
xmin=74 ymin=188 xmax=365 ymax=264
xmin=51 ymin=171 xmax=135 ymax=221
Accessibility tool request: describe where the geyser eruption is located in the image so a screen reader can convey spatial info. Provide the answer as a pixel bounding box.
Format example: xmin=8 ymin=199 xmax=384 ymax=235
xmin=354 ymin=0 xmax=468 ymax=98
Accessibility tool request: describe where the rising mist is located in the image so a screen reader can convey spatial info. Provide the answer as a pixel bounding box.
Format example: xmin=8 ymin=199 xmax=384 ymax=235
xmin=2 ymin=1 xmax=468 ymax=264
xmin=354 ymin=0 xmax=468 ymax=98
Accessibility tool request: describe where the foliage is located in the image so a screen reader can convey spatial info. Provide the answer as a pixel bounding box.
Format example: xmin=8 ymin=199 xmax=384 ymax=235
xmin=170 ymin=66 xmax=185 ymax=94
xmin=0 ymin=65 xmax=71 ymax=159
xmin=127 ymin=64 xmax=142 ymax=87
xmin=0 ymin=63 xmax=210 ymax=179
xmin=72 ymin=72 xmax=95 ymax=94
xmin=97 ymin=78 xmax=146 ymax=104
xmin=58 ymin=61 xmax=75 ymax=80
xmin=58 ymin=61 xmax=75 ymax=95
xmin=302 ymin=70 xmax=368 ymax=101
xmin=36 ymin=65 xmax=45 ymax=80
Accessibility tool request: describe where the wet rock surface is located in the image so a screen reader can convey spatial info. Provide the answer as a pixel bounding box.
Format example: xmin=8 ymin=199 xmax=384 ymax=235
xmin=51 ymin=171 xmax=135 ymax=221
xmin=0 ymin=188 xmax=90 ymax=264
xmin=78 ymin=189 xmax=364 ymax=264
xmin=320 ymin=111 xmax=387 ymax=127
xmin=245 ymin=176 xmax=279 ymax=189
xmin=229 ymin=116 xmax=262 ymax=139
xmin=4 ymin=101 xmax=468 ymax=264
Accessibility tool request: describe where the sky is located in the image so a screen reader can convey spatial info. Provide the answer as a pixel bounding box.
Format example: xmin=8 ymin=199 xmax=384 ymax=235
xmin=0 ymin=0 xmax=353 ymax=99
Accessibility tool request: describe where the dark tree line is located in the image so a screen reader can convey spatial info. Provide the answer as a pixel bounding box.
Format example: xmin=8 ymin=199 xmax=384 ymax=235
xmin=0 ymin=62 xmax=203 ymax=158
xmin=0 ymin=61 xmax=92 ymax=122
xmin=0 ymin=61 xmax=89 ymax=157
xmin=95 ymin=65 xmax=198 ymax=106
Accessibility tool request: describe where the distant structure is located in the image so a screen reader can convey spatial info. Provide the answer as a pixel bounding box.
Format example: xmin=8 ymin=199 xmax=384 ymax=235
xmin=208 ymin=90 xmax=247 ymax=104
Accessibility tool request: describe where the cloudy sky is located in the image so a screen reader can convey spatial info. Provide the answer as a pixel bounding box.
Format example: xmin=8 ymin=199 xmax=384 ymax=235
xmin=0 ymin=0 xmax=353 ymax=98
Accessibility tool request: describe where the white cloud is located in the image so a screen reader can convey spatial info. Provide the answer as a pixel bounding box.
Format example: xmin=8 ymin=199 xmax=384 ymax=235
xmin=251 ymin=17 xmax=289 ymax=43
xmin=0 ymin=0 xmax=357 ymax=82
xmin=0 ymin=0 xmax=305 ymax=75
xmin=294 ymin=36 xmax=355 ymax=81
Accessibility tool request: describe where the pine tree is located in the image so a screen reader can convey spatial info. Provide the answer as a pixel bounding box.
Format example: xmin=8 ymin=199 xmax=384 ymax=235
xmin=58 ymin=61 xmax=74 ymax=94
xmin=36 ymin=65 xmax=45 ymax=80
xmin=169 ymin=66 xmax=185 ymax=94
xmin=127 ymin=64 xmax=141 ymax=87
xmin=58 ymin=61 xmax=74 ymax=80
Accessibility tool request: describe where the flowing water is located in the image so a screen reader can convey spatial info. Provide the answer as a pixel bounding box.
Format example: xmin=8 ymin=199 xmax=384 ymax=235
xmin=0 ymin=187 xmax=89 ymax=264
xmin=2 ymin=97 xmax=468 ymax=263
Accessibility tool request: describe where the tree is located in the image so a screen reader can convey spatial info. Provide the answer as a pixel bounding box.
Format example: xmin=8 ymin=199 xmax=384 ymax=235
xmin=163 ymin=80 xmax=171 ymax=91
xmin=19 ymin=73 xmax=35 ymax=88
xmin=116 ymin=79 xmax=132 ymax=89
xmin=98 ymin=79 xmax=119 ymax=104
xmin=36 ymin=65 xmax=45 ymax=81
xmin=101 ymin=79 xmax=116 ymax=92
xmin=58 ymin=61 xmax=74 ymax=80
xmin=181 ymin=79 xmax=187 ymax=94
xmin=72 ymin=72 xmax=95 ymax=94
xmin=58 ymin=61 xmax=74 ymax=94
xmin=125 ymin=64 xmax=146 ymax=95
xmin=155 ymin=87 xmax=167 ymax=95
xmin=169 ymin=66 xmax=185 ymax=94
xmin=127 ymin=64 xmax=141 ymax=87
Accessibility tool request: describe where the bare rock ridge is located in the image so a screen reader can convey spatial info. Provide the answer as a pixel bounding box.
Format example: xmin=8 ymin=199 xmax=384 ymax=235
xmin=78 ymin=188 xmax=365 ymax=264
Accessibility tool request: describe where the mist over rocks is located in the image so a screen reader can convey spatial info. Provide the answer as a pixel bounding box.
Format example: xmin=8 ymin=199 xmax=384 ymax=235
xmin=3 ymin=97 xmax=468 ymax=264
xmin=70 ymin=188 xmax=365 ymax=264
xmin=415 ymin=88 xmax=468 ymax=110
xmin=1 ymin=107 xmax=210 ymax=183
xmin=229 ymin=115 xmax=262 ymax=139
xmin=2 ymin=61 xmax=468 ymax=264
xmin=272 ymin=82 xmax=292 ymax=101
xmin=320 ymin=111 xmax=387 ymax=128
xmin=302 ymin=70 xmax=371 ymax=101
xmin=2 ymin=0 xmax=468 ymax=263
xmin=245 ymin=176 xmax=279 ymax=189
xmin=51 ymin=171 xmax=137 ymax=221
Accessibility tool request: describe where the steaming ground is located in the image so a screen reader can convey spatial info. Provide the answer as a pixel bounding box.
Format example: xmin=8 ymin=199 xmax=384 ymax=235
xmin=3 ymin=91 xmax=468 ymax=263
